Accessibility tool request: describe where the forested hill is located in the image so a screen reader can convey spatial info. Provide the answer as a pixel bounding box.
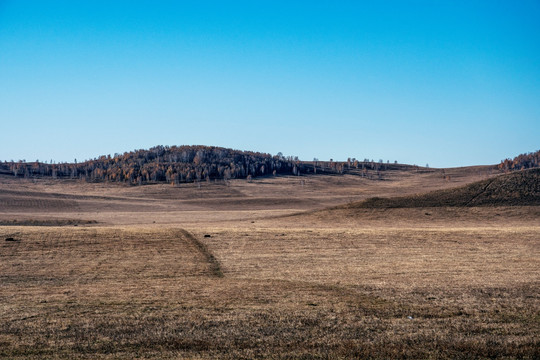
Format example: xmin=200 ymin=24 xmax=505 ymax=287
xmin=0 ymin=145 xmax=413 ymax=185
xmin=0 ymin=146 xmax=300 ymax=184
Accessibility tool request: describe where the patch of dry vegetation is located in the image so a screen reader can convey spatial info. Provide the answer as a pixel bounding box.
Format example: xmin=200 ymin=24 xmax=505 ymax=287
xmin=0 ymin=219 xmax=97 ymax=226
xmin=1 ymin=225 xmax=538 ymax=359
xmin=345 ymin=168 xmax=540 ymax=208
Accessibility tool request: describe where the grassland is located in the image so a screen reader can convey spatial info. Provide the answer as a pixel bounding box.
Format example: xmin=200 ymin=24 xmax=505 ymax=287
xmin=0 ymin=167 xmax=538 ymax=359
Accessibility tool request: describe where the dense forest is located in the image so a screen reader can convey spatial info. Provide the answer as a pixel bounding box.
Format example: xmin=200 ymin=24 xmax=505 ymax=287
xmin=498 ymin=150 xmax=540 ymax=172
xmin=0 ymin=145 xmax=390 ymax=185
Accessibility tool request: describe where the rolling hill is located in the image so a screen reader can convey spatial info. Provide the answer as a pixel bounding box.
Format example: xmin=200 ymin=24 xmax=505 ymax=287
xmin=341 ymin=168 xmax=540 ymax=208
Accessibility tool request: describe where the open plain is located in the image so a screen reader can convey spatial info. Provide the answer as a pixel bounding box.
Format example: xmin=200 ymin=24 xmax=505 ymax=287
xmin=1 ymin=167 xmax=539 ymax=359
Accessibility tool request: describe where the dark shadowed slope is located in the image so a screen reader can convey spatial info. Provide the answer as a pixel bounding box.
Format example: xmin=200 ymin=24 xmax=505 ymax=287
xmin=342 ymin=168 xmax=540 ymax=208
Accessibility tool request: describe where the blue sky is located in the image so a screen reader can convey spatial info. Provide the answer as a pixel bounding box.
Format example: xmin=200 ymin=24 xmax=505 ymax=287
xmin=1 ymin=1 xmax=539 ymax=167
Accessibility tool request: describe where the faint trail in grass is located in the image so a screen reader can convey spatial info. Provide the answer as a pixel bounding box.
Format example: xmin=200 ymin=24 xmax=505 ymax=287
xmin=178 ymin=229 xmax=224 ymax=278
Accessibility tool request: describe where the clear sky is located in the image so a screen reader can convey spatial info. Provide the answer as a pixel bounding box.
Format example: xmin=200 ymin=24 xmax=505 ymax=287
xmin=1 ymin=1 xmax=539 ymax=167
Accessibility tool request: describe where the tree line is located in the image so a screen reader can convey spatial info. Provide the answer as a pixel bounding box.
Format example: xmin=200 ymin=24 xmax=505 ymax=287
xmin=0 ymin=145 xmax=407 ymax=185
xmin=1 ymin=146 xmax=299 ymax=185
xmin=498 ymin=150 xmax=540 ymax=172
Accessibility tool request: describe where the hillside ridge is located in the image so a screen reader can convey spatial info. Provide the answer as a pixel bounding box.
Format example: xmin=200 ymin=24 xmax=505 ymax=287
xmin=341 ymin=168 xmax=540 ymax=208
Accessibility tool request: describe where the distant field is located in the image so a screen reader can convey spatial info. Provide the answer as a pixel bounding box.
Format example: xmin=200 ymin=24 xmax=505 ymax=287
xmin=0 ymin=167 xmax=538 ymax=358
xmin=0 ymin=165 xmax=498 ymax=226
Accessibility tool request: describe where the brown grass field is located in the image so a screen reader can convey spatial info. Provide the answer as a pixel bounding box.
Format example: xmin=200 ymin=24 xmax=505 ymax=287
xmin=0 ymin=167 xmax=539 ymax=359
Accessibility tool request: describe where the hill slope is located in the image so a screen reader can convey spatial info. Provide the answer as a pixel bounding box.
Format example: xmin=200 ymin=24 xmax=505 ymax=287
xmin=0 ymin=145 xmax=422 ymax=185
xmin=343 ymin=168 xmax=540 ymax=208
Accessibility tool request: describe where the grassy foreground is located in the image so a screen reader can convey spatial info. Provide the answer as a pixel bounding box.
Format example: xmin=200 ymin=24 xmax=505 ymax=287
xmin=1 ymin=225 xmax=538 ymax=359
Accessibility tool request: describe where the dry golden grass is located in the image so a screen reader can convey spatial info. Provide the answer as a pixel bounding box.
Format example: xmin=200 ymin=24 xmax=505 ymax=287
xmin=0 ymin=169 xmax=538 ymax=358
xmin=1 ymin=223 xmax=539 ymax=359
xmin=194 ymin=226 xmax=539 ymax=289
